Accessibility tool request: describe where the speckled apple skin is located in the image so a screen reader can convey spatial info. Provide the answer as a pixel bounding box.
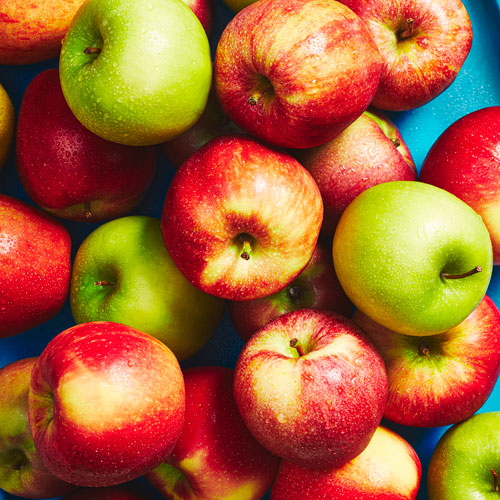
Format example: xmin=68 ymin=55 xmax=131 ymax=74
xmin=0 ymin=194 xmax=71 ymax=338
xmin=28 ymin=322 xmax=185 ymax=487
xmin=233 ymin=309 xmax=388 ymax=469
xmin=62 ymin=486 xmax=149 ymax=500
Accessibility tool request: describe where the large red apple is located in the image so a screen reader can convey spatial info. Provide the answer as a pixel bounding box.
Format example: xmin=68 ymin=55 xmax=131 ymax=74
xmin=214 ymin=0 xmax=382 ymax=149
xmin=28 ymin=321 xmax=185 ymax=487
xmin=420 ymin=106 xmax=500 ymax=264
xmin=161 ymin=135 xmax=323 ymax=301
xmin=0 ymin=194 xmax=71 ymax=338
xmin=233 ymin=309 xmax=388 ymax=469
xmin=16 ymin=69 xmax=157 ymax=222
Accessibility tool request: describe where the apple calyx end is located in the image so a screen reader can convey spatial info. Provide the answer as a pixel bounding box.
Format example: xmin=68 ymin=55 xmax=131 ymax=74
xmin=398 ymin=18 xmax=415 ymax=40
xmin=391 ymin=137 xmax=401 ymax=148
xmin=287 ymin=285 xmax=303 ymax=302
xmin=418 ymin=342 xmax=430 ymax=356
xmin=441 ymin=266 xmax=482 ymax=280
xmin=94 ymin=280 xmax=116 ymax=287
xmin=84 ymin=47 xmax=102 ymax=55
xmin=492 ymin=468 xmax=499 ymax=492
xmin=83 ymin=202 xmax=92 ymax=220
xmin=290 ymin=338 xmax=305 ymax=357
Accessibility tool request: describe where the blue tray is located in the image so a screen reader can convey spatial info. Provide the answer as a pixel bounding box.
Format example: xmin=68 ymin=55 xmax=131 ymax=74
xmin=1 ymin=0 xmax=499 ymax=498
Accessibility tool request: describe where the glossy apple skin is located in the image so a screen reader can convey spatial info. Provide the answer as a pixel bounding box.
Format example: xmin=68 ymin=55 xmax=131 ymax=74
xmin=233 ymin=309 xmax=388 ymax=469
xmin=0 ymin=358 xmax=75 ymax=499
xmin=16 ymin=69 xmax=157 ymax=222
xmin=0 ymin=82 xmax=14 ymax=170
xmin=420 ymin=107 xmax=500 ymax=265
xmin=62 ymin=486 xmax=148 ymax=500
xmin=214 ymin=0 xmax=382 ymax=149
xmin=229 ymin=242 xmax=353 ymax=341
xmin=354 ymin=295 xmax=500 ymax=427
xmin=333 ymin=181 xmax=493 ymax=336
xmin=295 ymin=109 xmax=416 ymax=236
xmin=147 ymin=366 xmax=280 ymax=500
xmin=28 ymin=322 xmax=185 ymax=487
xmin=0 ymin=194 xmax=71 ymax=338
xmin=161 ymin=135 xmax=323 ymax=301
xmin=271 ymin=426 xmax=421 ymax=500
xmin=341 ymin=0 xmax=472 ymax=111
xmin=182 ymin=0 xmax=214 ymax=35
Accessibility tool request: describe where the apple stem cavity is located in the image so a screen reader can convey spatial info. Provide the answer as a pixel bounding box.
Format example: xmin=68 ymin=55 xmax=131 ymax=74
xmin=391 ymin=138 xmax=401 ymax=147
xmin=441 ymin=266 xmax=482 ymax=280
xmin=492 ymin=469 xmax=499 ymax=491
xmin=236 ymin=233 xmax=254 ymax=260
xmin=398 ymin=18 xmax=415 ymax=40
xmin=290 ymin=338 xmax=305 ymax=357
xmin=287 ymin=285 xmax=303 ymax=302
xmin=418 ymin=343 xmax=430 ymax=356
xmin=84 ymin=47 xmax=102 ymax=55
xmin=94 ymin=280 xmax=115 ymax=287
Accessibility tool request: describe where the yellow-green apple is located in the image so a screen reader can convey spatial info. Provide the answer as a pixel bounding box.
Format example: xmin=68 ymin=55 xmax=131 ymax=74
xmin=147 ymin=366 xmax=280 ymax=499
xmin=270 ymin=426 xmax=421 ymax=499
xmin=294 ymin=109 xmax=416 ymax=237
xmin=0 ymin=82 xmax=14 ymax=170
xmin=161 ymin=135 xmax=323 ymax=301
xmin=0 ymin=194 xmax=71 ymax=338
xmin=229 ymin=242 xmax=353 ymax=341
xmin=427 ymin=411 xmax=500 ymax=500
xmin=59 ymin=0 xmax=212 ymax=146
xmin=354 ymin=295 xmax=500 ymax=428
xmin=214 ymin=0 xmax=382 ymax=149
xmin=28 ymin=321 xmax=185 ymax=487
xmin=233 ymin=309 xmax=388 ymax=469
xmin=333 ymin=181 xmax=493 ymax=336
xmin=61 ymin=486 xmax=149 ymax=500
xmin=420 ymin=106 xmax=500 ymax=265
xmin=70 ymin=216 xmax=226 ymax=361
xmin=340 ymin=0 xmax=473 ymax=111
xmin=16 ymin=69 xmax=157 ymax=222
xmin=0 ymin=358 xmax=75 ymax=499
xmin=0 ymin=0 xmax=85 ymax=65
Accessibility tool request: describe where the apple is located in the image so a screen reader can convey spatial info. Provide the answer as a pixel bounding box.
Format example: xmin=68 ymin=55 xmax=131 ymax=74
xmin=427 ymin=411 xmax=500 ymax=500
xmin=182 ymin=0 xmax=214 ymax=35
xmin=70 ymin=216 xmax=226 ymax=361
xmin=62 ymin=486 xmax=148 ymax=500
xmin=0 ymin=194 xmax=71 ymax=338
xmin=332 ymin=181 xmax=493 ymax=336
xmin=220 ymin=0 xmax=256 ymax=13
xmin=147 ymin=366 xmax=280 ymax=500
xmin=229 ymin=242 xmax=353 ymax=342
xmin=233 ymin=309 xmax=388 ymax=469
xmin=0 ymin=82 xmax=14 ymax=170
xmin=340 ymin=0 xmax=473 ymax=111
xmin=294 ymin=109 xmax=416 ymax=237
xmin=420 ymin=106 xmax=500 ymax=265
xmin=214 ymin=0 xmax=382 ymax=149
xmin=270 ymin=426 xmax=421 ymax=500
xmin=16 ymin=69 xmax=158 ymax=222
xmin=354 ymin=295 xmax=500 ymax=428
xmin=59 ymin=0 xmax=212 ymax=146
xmin=161 ymin=135 xmax=323 ymax=301
xmin=28 ymin=321 xmax=185 ymax=487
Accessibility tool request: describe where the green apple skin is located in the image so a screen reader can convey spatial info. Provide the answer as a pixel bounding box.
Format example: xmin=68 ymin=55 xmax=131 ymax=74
xmin=333 ymin=181 xmax=493 ymax=336
xmin=59 ymin=0 xmax=212 ymax=146
xmin=427 ymin=412 xmax=500 ymax=499
xmin=70 ymin=216 xmax=226 ymax=361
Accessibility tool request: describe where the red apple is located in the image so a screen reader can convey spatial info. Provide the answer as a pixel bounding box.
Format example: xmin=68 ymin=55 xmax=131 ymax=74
xmin=270 ymin=426 xmax=421 ymax=500
xmin=214 ymin=0 xmax=382 ymax=149
xmin=233 ymin=309 xmax=388 ymax=469
xmin=353 ymin=295 xmax=500 ymax=428
xmin=0 ymin=194 xmax=71 ymax=338
xmin=229 ymin=242 xmax=353 ymax=341
xmin=28 ymin=321 xmax=185 ymax=487
xmin=61 ymin=486 xmax=148 ymax=500
xmin=341 ymin=0 xmax=473 ymax=111
xmin=161 ymin=135 xmax=323 ymax=301
xmin=420 ymin=106 xmax=500 ymax=264
xmin=147 ymin=366 xmax=280 ymax=499
xmin=16 ymin=69 xmax=158 ymax=222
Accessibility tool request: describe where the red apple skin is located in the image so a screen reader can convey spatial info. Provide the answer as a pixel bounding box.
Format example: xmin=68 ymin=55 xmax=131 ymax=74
xmin=229 ymin=242 xmax=353 ymax=341
xmin=28 ymin=321 xmax=186 ymax=487
xmin=161 ymin=135 xmax=323 ymax=301
xmin=214 ymin=0 xmax=382 ymax=149
xmin=182 ymin=0 xmax=214 ymax=35
xmin=294 ymin=109 xmax=416 ymax=236
xmin=16 ymin=69 xmax=158 ymax=222
xmin=233 ymin=309 xmax=388 ymax=469
xmin=0 ymin=194 xmax=71 ymax=338
xmin=420 ymin=107 xmax=500 ymax=265
xmin=353 ymin=295 xmax=500 ymax=428
xmin=270 ymin=426 xmax=421 ymax=500
xmin=147 ymin=366 xmax=280 ymax=500
xmin=61 ymin=486 xmax=149 ymax=500
xmin=341 ymin=0 xmax=472 ymax=111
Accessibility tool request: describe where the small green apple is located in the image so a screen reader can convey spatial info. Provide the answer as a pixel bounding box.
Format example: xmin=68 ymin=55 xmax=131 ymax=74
xmin=70 ymin=216 xmax=226 ymax=361
xmin=59 ymin=0 xmax=212 ymax=146
xmin=333 ymin=181 xmax=493 ymax=336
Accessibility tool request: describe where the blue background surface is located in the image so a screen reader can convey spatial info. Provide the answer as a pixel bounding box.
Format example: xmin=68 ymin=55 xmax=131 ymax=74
xmin=1 ymin=0 xmax=500 ymax=498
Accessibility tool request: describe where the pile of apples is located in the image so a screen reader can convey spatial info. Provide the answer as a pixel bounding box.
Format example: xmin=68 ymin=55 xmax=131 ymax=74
xmin=1 ymin=0 xmax=500 ymax=499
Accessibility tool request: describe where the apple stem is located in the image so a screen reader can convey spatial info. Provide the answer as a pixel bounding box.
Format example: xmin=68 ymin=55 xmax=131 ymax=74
xmin=84 ymin=202 xmax=92 ymax=219
xmin=492 ymin=469 xmax=499 ymax=491
xmin=441 ymin=266 xmax=482 ymax=280
xmin=287 ymin=285 xmax=302 ymax=302
xmin=418 ymin=343 xmax=430 ymax=356
xmin=237 ymin=233 xmax=253 ymax=260
xmin=391 ymin=138 xmax=401 ymax=147
xmin=290 ymin=338 xmax=305 ymax=357
xmin=399 ymin=18 xmax=414 ymax=39
xmin=94 ymin=280 xmax=115 ymax=287
xmin=84 ymin=47 xmax=102 ymax=55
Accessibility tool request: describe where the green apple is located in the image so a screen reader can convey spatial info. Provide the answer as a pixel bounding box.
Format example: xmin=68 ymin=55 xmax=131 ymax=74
xmin=427 ymin=411 xmax=500 ymax=499
xmin=333 ymin=181 xmax=493 ymax=336
xmin=59 ymin=0 xmax=212 ymax=146
xmin=70 ymin=216 xmax=226 ymax=361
